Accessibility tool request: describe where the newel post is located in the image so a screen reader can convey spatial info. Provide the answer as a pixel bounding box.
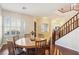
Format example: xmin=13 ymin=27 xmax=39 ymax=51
xmin=50 ymin=30 xmax=56 ymax=55
xmin=52 ymin=30 xmax=56 ymax=54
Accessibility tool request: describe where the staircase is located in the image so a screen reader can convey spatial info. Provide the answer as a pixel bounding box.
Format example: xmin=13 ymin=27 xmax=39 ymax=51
xmin=55 ymin=12 xmax=79 ymax=40
xmin=51 ymin=12 xmax=79 ymax=55
xmin=53 ymin=47 xmax=62 ymax=55
xmin=49 ymin=44 xmax=62 ymax=55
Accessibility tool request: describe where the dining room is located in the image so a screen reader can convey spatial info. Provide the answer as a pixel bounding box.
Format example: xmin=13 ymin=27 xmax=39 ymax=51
xmin=0 ymin=3 xmax=75 ymax=55
xmin=0 ymin=1 xmax=79 ymax=59
xmin=0 ymin=3 xmax=55 ymax=55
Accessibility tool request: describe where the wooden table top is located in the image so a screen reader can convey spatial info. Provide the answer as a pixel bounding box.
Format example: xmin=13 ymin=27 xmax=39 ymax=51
xmin=15 ymin=37 xmax=46 ymax=48
xmin=15 ymin=38 xmax=35 ymax=48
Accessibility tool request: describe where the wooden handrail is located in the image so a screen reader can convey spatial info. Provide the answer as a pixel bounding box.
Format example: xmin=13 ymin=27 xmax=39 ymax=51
xmin=51 ymin=12 xmax=79 ymax=55
xmin=55 ymin=12 xmax=79 ymax=40
xmin=59 ymin=12 xmax=79 ymax=30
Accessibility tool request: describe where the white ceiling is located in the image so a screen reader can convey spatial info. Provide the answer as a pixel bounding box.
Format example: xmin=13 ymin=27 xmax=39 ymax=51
xmin=0 ymin=3 xmax=69 ymax=17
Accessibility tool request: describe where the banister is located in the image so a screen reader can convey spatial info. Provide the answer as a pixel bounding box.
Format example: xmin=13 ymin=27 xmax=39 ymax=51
xmin=51 ymin=12 xmax=79 ymax=55
xmin=58 ymin=12 xmax=79 ymax=30
xmin=53 ymin=12 xmax=79 ymax=40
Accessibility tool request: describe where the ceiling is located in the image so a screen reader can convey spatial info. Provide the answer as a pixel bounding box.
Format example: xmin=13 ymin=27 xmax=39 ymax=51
xmin=0 ymin=3 xmax=70 ymax=17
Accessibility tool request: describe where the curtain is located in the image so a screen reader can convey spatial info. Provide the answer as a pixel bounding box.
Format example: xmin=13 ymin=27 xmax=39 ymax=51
xmin=2 ymin=10 xmax=27 ymax=43
xmin=0 ymin=9 xmax=34 ymax=44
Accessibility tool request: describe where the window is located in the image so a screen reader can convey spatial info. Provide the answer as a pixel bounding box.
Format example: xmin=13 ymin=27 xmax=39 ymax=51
xmin=4 ymin=16 xmax=11 ymax=36
xmin=3 ymin=13 xmax=26 ymax=38
xmin=41 ymin=23 xmax=49 ymax=32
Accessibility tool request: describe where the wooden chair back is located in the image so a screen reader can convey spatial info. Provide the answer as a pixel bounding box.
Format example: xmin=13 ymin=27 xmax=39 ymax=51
xmin=35 ymin=39 xmax=47 ymax=55
xmin=35 ymin=40 xmax=47 ymax=48
xmin=7 ymin=41 xmax=15 ymax=55
xmin=0 ymin=44 xmax=8 ymax=51
xmin=13 ymin=35 xmax=19 ymax=41
xmin=0 ymin=44 xmax=9 ymax=55
xmin=13 ymin=35 xmax=19 ymax=48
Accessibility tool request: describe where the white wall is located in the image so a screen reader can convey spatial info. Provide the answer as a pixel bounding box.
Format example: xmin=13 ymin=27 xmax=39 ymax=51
xmin=50 ymin=10 xmax=78 ymax=32
xmin=61 ymin=10 xmax=78 ymax=22
xmin=56 ymin=27 xmax=79 ymax=52
xmin=0 ymin=7 xmax=2 ymax=44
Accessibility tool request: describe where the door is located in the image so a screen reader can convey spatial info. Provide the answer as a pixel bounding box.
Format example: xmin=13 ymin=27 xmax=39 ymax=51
xmin=34 ymin=21 xmax=36 ymax=37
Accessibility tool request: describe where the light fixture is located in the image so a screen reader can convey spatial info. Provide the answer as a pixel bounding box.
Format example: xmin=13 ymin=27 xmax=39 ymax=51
xmin=22 ymin=6 xmax=27 ymax=10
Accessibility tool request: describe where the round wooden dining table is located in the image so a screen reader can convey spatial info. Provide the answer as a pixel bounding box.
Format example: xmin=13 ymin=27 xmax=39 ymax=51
xmin=15 ymin=37 xmax=36 ymax=48
xmin=15 ymin=37 xmax=48 ymax=54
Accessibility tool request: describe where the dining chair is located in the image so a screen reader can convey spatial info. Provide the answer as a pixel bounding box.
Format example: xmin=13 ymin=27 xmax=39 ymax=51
xmin=13 ymin=35 xmax=19 ymax=48
xmin=12 ymin=35 xmax=26 ymax=55
xmin=35 ymin=40 xmax=46 ymax=48
xmin=35 ymin=39 xmax=49 ymax=55
xmin=0 ymin=44 xmax=9 ymax=55
xmin=7 ymin=41 xmax=15 ymax=55
xmin=24 ymin=34 xmax=36 ymax=55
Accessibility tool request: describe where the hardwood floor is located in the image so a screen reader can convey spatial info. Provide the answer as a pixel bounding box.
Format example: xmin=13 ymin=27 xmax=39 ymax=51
xmin=0 ymin=44 xmax=79 ymax=55
xmin=0 ymin=44 xmax=50 ymax=55
xmin=56 ymin=45 xmax=79 ymax=55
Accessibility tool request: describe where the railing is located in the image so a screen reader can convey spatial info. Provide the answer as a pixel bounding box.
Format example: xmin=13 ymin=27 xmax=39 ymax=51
xmin=53 ymin=47 xmax=62 ymax=55
xmin=55 ymin=12 xmax=79 ymax=40
xmin=50 ymin=30 xmax=61 ymax=55
xmin=51 ymin=12 xmax=79 ymax=55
